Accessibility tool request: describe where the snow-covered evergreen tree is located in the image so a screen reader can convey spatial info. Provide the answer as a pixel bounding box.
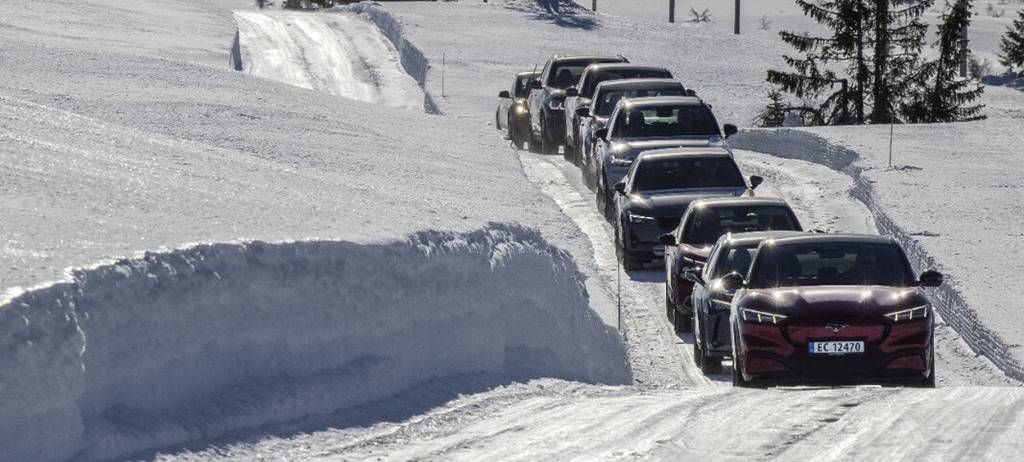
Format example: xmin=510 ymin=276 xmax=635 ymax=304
xmin=999 ymin=9 xmax=1024 ymax=74
xmin=868 ymin=0 xmax=932 ymax=123
xmin=756 ymin=90 xmax=788 ymax=127
xmin=903 ymin=0 xmax=986 ymax=123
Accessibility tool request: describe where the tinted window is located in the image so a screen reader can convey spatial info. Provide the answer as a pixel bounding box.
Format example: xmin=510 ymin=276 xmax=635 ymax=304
xmin=711 ymin=243 xmax=760 ymax=279
xmin=582 ymin=69 xmax=672 ymax=96
xmin=547 ymin=64 xmax=591 ymax=89
xmin=634 ymin=157 xmax=744 ymax=192
xmin=750 ymin=242 xmax=915 ymax=288
xmin=683 ymin=206 xmax=798 ymax=246
xmin=617 ymin=105 xmax=719 ymax=138
xmin=594 ymin=87 xmax=684 ymax=116
xmin=514 ymin=75 xmax=534 ymax=98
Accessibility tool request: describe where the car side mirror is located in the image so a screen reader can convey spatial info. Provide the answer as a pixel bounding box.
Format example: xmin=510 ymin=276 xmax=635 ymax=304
xmin=720 ymin=272 xmax=745 ymax=291
xmin=749 ymin=175 xmax=764 ymax=189
xmin=530 ymin=79 xmax=542 ymax=89
xmin=595 ymin=128 xmax=608 ymax=140
xmin=659 ymin=233 xmax=676 ymax=246
xmin=685 ymin=89 xmax=698 ymax=97
xmin=723 ymin=124 xmax=738 ymax=138
xmin=614 ymin=182 xmax=626 ymax=194
xmin=575 ymin=106 xmax=590 ymax=118
xmin=565 ymin=87 xmax=579 ymax=97
xmin=918 ymin=270 xmax=943 ymax=287
xmin=498 ymin=90 xmax=511 ymax=98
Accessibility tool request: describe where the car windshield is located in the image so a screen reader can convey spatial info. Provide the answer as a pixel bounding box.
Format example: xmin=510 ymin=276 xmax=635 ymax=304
xmin=683 ymin=206 xmax=798 ymax=246
xmin=618 ymin=105 xmax=719 ymax=137
xmin=581 ymin=69 xmax=672 ymax=96
xmin=710 ymin=243 xmax=760 ymax=279
xmin=594 ymin=87 xmax=684 ymax=116
xmin=750 ymin=242 xmax=916 ymax=288
xmin=634 ymin=157 xmax=744 ymax=192
xmin=514 ymin=74 xmax=534 ymax=98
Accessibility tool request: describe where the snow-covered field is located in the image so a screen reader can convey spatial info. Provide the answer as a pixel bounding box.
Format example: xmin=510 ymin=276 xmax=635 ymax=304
xmin=3 ymin=0 xmax=1024 ymax=460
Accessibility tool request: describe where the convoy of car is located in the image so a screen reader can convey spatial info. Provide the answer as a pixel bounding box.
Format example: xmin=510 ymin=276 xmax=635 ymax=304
xmin=495 ymin=54 xmax=944 ymax=388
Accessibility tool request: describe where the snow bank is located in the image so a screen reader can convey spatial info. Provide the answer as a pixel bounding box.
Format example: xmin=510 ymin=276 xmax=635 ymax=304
xmin=733 ymin=128 xmax=1024 ymax=382
xmin=334 ymin=3 xmax=441 ymax=113
xmin=0 ymin=224 xmax=629 ymax=462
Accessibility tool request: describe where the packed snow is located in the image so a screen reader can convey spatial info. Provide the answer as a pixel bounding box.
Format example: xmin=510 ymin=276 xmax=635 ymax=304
xmin=3 ymin=0 xmax=1024 ymax=460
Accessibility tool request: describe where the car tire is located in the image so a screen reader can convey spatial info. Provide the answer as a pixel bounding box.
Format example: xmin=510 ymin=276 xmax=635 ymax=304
xmin=694 ymin=316 xmax=723 ymax=374
xmin=673 ymin=306 xmax=691 ymax=333
xmin=665 ymin=285 xmax=674 ymax=319
xmin=529 ymin=131 xmax=542 ymax=153
xmin=732 ymin=326 xmax=752 ymax=387
xmin=915 ymin=345 xmax=937 ymax=388
xmin=615 ymin=225 xmax=642 ymax=271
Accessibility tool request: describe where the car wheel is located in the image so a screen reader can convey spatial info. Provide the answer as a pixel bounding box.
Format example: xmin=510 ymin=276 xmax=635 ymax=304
xmin=695 ymin=317 xmax=723 ymax=374
xmin=914 ymin=344 xmax=937 ymax=388
xmin=615 ymin=225 xmax=641 ymax=271
xmin=673 ymin=306 xmax=691 ymax=333
xmin=529 ymin=131 xmax=542 ymax=153
xmin=665 ymin=285 xmax=674 ymax=319
xmin=732 ymin=326 xmax=751 ymax=387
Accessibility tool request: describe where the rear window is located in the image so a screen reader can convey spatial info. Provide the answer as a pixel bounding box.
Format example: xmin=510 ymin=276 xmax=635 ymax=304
xmin=749 ymin=242 xmax=915 ymax=288
xmin=615 ymin=105 xmax=719 ymax=138
xmin=594 ymin=87 xmax=684 ymax=116
xmin=634 ymin=157 xmax=744 ymax=192
xmin=711 ymin=243 xmax=760 ymax=279
xmin=547 ymin=59 xmax=623 ymax=89
xmin=581 ymin=69 xmax=672 ymax=96
xmin=682 ymin=206 xmax=799 ymax=246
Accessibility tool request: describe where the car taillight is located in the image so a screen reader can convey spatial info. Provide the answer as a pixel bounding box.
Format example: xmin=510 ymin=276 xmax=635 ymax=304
xmin=885 ymin=305 xmax=929 ymax=322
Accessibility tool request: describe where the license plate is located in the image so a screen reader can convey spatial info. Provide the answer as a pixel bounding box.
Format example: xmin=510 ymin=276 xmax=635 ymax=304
xmin=808 ymin=341 xmax=864 ymax=355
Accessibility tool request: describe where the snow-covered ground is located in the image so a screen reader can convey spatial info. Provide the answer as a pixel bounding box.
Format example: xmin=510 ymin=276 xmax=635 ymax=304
xmin=3 ymin=0 xmax=1024 ymax=460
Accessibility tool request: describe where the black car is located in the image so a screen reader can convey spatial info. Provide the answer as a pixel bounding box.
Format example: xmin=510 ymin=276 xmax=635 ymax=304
xmin=497 ymin=71 xmax=539 ymax=149
xmin=688 ymin=230 xmax=806 ymax=373
xmin=724 ymin=234 xmax=943 ymax=387
xmin=562 ymin=63 xmax=673 ymax=163
xmin=612 ymin=149 xmax=756 ymax=271
xmin=661 ymin=197 xmax=802 ymax=333
xmin=527 ymin=55 xmax=627 ymax=154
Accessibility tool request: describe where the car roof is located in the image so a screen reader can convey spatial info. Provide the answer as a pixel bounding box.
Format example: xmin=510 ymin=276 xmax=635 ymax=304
xmin=583 ymin=63 xmax=668 ymax=73
xmin=691 ymin=197 xmax=791 ymax=209
xmin=719 ymin=231 xmax=808 ymax=247
xmin=636 ymin=147 xmax=732 ymax=160
xmin=618 ymin=95 xmax=703 ymax=108
xmin=765 ymin=233 xmax=897 ymax=246
xmin=516 ymin=71 xmax=540 ymax=77
xmin=551 ymin=55 xmax=627 ymax=65
xmin=594 ymin=78 xmax=683 ymax=92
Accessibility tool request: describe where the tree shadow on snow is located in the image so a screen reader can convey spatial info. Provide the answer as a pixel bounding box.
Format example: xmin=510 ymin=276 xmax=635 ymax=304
xmin=505 ymin=0 xmax=599 ymax=31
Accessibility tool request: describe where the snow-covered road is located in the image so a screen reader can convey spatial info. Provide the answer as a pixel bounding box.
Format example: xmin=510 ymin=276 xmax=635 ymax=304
xmin=234 ymin=10 xmax=423 ymax=110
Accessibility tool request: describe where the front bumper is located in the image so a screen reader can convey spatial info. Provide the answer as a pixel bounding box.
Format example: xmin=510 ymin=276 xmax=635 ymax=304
xmin=737 ymin=318 xmax=933 ymax=383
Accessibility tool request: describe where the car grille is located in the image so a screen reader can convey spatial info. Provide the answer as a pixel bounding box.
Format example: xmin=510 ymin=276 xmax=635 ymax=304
xmin=785 ymin=318 xmax=888 ymax=345
xmin=657 ymin=216 xmax=681 ymax=232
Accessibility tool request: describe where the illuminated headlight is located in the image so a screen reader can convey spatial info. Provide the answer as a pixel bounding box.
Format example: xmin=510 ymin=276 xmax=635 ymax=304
xmin=628 ymin=212 xmax=654 ymax=224
xmin=739 ymin=308 xmax=787 ymax=325
xmin=514 ymin=105 xmax=528 ymax=114
xmin=548 ymin=100 xmax=564 ymax=111
xmin=885 ymin=305 xmax=929 ymax=322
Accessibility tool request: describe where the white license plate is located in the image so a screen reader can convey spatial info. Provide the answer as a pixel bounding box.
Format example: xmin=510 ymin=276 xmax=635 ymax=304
xmin=808 ymin=341 xmax=864 ymax=355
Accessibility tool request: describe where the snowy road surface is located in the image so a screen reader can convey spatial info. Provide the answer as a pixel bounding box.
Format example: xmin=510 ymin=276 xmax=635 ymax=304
xmin=235 ymin=10 xmax=423 ymax=110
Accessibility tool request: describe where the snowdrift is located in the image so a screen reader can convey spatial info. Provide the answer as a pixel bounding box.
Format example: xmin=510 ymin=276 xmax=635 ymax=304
xmin=732 ymin=129 xmax=1022 ymax=382
xmin=0 ymin=224 xmax=629 ymax=462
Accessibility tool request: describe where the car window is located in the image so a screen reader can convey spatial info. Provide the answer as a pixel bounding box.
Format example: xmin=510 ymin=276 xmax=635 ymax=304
xmin=750 ymin=242 xmax=916 ymax=288
xmin=514 ymin=75 xmax=534 ymax=98
xmin=614 ymin=104 xmax=720 ymax=138
xmin=594 ymin=87 xmax=684 ymax=116
xmin=582 ymin=69 xmax=672 ymax=96
xmin=547 ymin=64 xmax=590 ymax=89
xmin=683 ymin=206 xmax=799 ymax=246
xmin=710 ymin=243 xmax=760 ymax=279
xmin=633 ymin=157 xmax=745 ymax=192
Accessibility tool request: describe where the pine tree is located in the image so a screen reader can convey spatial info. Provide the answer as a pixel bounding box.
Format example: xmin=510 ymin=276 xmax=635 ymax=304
xmin=868 ymin=0 xmax=932 ymax=124
xmin=1000 ymin=9 xmax=1024 ymax=74
xmin=757 ymin=90 xmax=788 ymax=127
xmin=767 ymin=0 xmax=866 ymax=125
xmin=902 ymin=0 xmax=986 ymax=123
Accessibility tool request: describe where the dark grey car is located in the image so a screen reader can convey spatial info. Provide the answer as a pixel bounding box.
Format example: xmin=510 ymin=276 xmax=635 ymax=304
xmin=612 ymin=149 xmax=758 ymax=271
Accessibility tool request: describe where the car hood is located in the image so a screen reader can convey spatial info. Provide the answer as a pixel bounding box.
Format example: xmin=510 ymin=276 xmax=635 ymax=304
xmin=737 ymin=286 xmax=931 ymax=317
xmin=610 ymin=138 xmax=727 ymax=158
xmin=627 ymin=188 xmax=748 ymax=216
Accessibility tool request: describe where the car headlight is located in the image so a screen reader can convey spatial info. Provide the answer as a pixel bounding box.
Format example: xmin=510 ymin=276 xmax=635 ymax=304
xmin=739 ymin=308 xmax=787 ymax=325
xmin=628 ymin=212 xmax=655 ymax=224
xmin=885 ymin=305 xmax=929 ymax=322
xmin=514 ymin=104 xmax=528 ymax=115
xmin=548 ymin=99 xmax=564 ymax=111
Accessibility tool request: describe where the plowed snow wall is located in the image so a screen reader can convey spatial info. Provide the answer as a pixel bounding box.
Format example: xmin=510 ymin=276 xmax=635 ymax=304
xmin=0 ymin=224 xmax=628 ymax=462
xmin=732 ymin=129 xmax=1023 ymax=382
xmin=337 ymin=3 xmax=441 ymax=113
